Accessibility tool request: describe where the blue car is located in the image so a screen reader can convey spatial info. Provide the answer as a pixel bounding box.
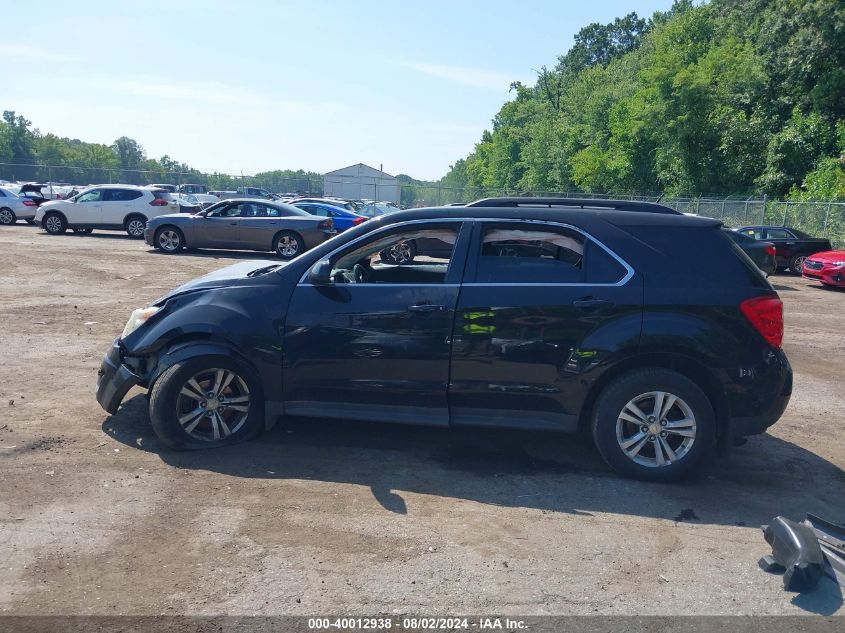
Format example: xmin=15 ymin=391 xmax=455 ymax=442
xmin=293 ymin=201 xmax=366 ymax=232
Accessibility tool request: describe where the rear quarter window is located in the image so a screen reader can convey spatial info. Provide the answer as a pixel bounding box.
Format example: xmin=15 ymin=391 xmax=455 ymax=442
xmin=623 ymin=225 xmax=769 ymax=288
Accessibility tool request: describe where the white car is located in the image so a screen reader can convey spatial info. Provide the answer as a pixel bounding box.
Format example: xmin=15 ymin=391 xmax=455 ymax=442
xmin=36 ymin=185 xmax=178 ymax=238
xmin=0 ymin=187 xmax=39 ymax=225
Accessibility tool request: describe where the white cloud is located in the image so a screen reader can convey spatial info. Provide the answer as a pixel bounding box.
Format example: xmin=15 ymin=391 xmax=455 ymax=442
xmin=400 ymin=61 xmax=523 ymax=91
xmin=0 ymin=45 xmax=80 ymax=63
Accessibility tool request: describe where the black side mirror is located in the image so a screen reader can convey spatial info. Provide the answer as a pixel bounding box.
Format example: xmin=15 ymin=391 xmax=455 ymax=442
xmin=309 ymin=259 xmax=333 ymax=285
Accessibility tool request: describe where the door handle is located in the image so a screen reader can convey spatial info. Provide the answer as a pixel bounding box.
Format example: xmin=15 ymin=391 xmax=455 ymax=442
xmin=408 ymin=304 xmax=446 ymax=313
xmin=572 ymin=298 xmax=613 ymax=310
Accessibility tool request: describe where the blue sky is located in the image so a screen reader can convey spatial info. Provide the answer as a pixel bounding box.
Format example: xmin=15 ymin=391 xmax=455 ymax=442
xmin=1 ymin=0 xmax=673 ymax=180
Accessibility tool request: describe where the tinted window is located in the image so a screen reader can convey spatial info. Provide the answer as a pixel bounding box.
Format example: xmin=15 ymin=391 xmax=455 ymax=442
xmin=103 ymin=189 xmax=143 ymax=202
xmin=475 ymin=224 xmax=585 ymax=283
xmin=584 ymin=241 xmax=628 ymax=284
xmin=624 ymin=225 xmax=768 ymax=289
xmin=766 ymin=228 xmax=793 ymax=239
xmin=740 ymin=228 xmax=763 ymax=239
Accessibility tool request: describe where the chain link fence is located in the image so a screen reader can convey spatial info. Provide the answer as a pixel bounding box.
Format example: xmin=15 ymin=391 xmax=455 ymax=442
xmin=2 ymin=161 xmax=843 ymax=248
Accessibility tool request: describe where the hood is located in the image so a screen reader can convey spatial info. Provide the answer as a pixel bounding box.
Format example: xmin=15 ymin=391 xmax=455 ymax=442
xmin=159 ymin=259 xmax=286 ymax=301
xmin=807 ymin=250 xmax=845 ymax=263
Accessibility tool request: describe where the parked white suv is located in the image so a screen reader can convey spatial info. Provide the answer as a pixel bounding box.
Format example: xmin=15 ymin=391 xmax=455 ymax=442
xmin=36 ymin=185 xmax=178 ymax=238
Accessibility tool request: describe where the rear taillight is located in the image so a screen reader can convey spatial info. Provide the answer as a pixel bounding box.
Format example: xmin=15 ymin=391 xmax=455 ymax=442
xmin=318 ymin=219 xmax=333 ymax=230
xmin=23 ymin=200 xmax=37 ymax=207
xmin=150 ymin=198 xmax=168 ymax=206
xmin=353 ymin=216 xmax=366 ymax=225
xmin=740 ymin=296 xmax=783 ymax=348
xmin=765 ymin=245 xmax=776 ymax=257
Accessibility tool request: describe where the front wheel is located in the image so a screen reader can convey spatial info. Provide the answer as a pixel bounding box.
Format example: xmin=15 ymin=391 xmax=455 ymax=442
xmin=273 ymin=231 xmax=304 ymax=260
xmin=591 ymin=368 xmax=716 ymax=482
xmin=43 ymin=212 xmax=67 ymax=235
xmin=0 ymin=207 xmax=16 ymax=225
xmin=789 ymin=254 xmax=807 ymax=274
xmin=149 ymin=356 xmax=264 ymax=450
xmin=125 ymin=215 xmax=147 ymax=239
xmin=155 ymin=226 xmax=185 ymax=252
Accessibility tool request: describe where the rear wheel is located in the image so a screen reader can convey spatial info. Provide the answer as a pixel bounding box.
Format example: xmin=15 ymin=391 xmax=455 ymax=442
xmin=273 ymin=231 xmax=304 ymax=259
xmin=155 ymin=226 xmax=185 ymax=252
xmin=591 ymin=368 xmax=716 ymax=482
xmin=125 ymin=215 xmax=147 ymax=239
xmin=0 ymin=207 xmax=15 ymax=225
xmin=43 ymin=212 xmax=67 ymax=235
xmin=379 ymin=239 xmax=416 ymax=264
xmin=789 ymin=254 xmax=807 ymax=274
xmin=149 ymin=356 xmax=264 ymax=450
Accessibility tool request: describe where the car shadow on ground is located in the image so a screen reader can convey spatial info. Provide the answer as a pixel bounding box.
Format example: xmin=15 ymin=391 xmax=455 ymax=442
xmin=103 ymin=394 xmax=845 ymax=613
xmin=104 ymin=395 xmax=845 ymax=525
xmin=144 ymin=248 xmax=281 ymax=261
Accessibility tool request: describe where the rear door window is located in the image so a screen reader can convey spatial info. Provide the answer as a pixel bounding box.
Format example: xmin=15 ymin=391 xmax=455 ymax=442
xmin=475 ymin=224 xmax=585 ymax=283
xmin=765 ymin=228 xmax=793 ymax=239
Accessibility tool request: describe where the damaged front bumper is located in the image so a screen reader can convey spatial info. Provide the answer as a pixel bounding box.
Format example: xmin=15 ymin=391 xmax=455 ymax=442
xmin=96 ymin=339 xmax=141 ymax=414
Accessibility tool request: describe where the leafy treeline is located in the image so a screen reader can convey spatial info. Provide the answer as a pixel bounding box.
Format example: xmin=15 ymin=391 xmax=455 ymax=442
xmin=441 ymin=0 xmax=845 ymax=201
xmin=0 ymin=111 xmax=323 ymax=193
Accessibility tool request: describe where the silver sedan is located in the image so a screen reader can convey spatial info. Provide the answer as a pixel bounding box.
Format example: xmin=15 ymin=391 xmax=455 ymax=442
xmin=143 ymin=199 xmax=336 ymax=259
xmin=0 ymin=187 xmax=39 ymax=225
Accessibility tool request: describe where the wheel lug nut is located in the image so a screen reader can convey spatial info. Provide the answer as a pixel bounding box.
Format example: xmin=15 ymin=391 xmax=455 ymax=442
xmin=660 ymin=432 xmax=667 ymax=438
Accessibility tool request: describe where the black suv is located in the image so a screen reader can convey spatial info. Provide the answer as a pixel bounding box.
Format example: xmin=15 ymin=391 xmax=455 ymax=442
xmin=97 ymin=198 xmax=792 ymax=481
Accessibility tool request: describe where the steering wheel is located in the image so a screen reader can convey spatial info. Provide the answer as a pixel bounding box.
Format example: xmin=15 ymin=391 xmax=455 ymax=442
xmin=352 ymin=263 xmax=370 ymax=283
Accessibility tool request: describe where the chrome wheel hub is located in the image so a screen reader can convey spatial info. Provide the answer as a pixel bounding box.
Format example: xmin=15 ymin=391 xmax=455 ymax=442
xmin=158 ymin=230 xmax=180 ymax=251
xmin=176 ymin=368 xmax=250 ymax=442
xmin=389 ymin=241 xmax=412 ymax=263
xmin=616 ymin=391 xmax=697 ymax=468
xmin=278 ymin=236 xmax=298 ymax=257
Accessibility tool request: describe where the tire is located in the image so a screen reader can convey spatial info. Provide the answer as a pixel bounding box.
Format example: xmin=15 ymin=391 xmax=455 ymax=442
xmin=149 ymin=355 xmax=264 ymax=450
xmin=125 ymin=215 xmax=147 ymax=239
xmin=72 ymin=228 xmax=93 ymax=235
xmin=43 ymin=212 xmax=67 ymax=235
xmin=379 ymin=239 xmax=417 ymax=265
xmin=273 ymin=231 xmax=305 ymax=260
xmin=154 ymin=226 xmax=185 ymax=253
xmin=789 ymin=254 xmax=807 ymax=274
xmin=0 ymin=207 xmax=16 ymax=225
xmin=591 ymin=368 xmax=716 ymax=482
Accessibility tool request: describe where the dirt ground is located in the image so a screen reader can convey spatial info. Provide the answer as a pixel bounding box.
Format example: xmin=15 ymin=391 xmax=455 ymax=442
xmin=1 ymin=224 xmax=843 ymax=617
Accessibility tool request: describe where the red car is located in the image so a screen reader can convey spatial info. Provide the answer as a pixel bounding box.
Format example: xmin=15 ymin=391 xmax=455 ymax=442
xmin=802 ymin=250 xmax=845 ymax=287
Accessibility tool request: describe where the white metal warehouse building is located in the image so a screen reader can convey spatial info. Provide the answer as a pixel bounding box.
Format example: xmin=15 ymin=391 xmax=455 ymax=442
xmin=323 ymin=163 xmax=399 ymax=204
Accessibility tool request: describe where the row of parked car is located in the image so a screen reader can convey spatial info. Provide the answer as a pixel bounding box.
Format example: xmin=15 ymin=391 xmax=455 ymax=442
xmin=2 ymin=182 xmax=843 ymax=285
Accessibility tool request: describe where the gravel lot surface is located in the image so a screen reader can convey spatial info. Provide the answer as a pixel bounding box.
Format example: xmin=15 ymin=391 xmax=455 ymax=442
xmin=1 ymin=225 xmax=843 ymax=616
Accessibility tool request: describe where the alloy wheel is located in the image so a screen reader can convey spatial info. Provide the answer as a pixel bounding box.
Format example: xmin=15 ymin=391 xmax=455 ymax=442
xmin=0 ymin=209 xmax=13 ymax=225
xmin=615 ymin=391 xmax=697 ymax=468
xmin=175 ymin=368 xmax=250 ymax=442
xmin=387 ymin=241 xmax=412 ymax=263
xmin=277 ymin=236 xmax=299 ymax=257
xmin=45 ymin=215 xmax=63 ymax=233
xmin=127 ymin=219 xmax=146 ymax=237
xmin=158 ymin=229 xmax=182 ymax=251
